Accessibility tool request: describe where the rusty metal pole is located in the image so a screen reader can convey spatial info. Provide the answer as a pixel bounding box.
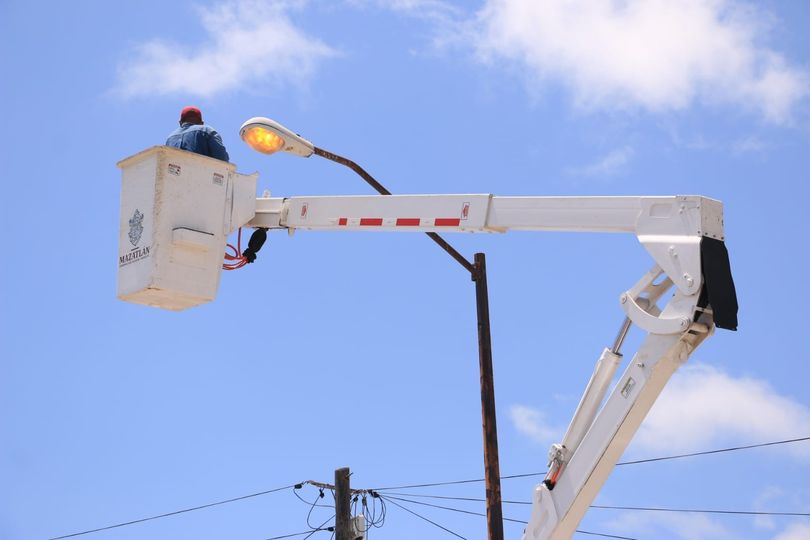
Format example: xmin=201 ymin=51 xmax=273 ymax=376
xmin=473 ymin=253 xmax=504 ymax=540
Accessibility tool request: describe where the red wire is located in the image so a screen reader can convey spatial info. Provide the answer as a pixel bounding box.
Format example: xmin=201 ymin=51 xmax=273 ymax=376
xmin=223 ymin=228 xmax=248 ymax=271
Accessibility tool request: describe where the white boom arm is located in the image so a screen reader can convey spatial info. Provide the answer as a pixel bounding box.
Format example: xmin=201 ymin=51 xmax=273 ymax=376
xmin=249 ymin=193 xmax=723 ymax=298
xmin=248 ymin=193 xmax=737 ymax=540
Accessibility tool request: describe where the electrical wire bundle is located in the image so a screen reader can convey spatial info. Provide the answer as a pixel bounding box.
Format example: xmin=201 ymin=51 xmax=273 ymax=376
xmin=223 ymin=228 xmax=268 ymax=271
xmin=223 ymin=228 xmax=249 ymax=270
xmin=351 ymin=489 xmax=387 ymax=536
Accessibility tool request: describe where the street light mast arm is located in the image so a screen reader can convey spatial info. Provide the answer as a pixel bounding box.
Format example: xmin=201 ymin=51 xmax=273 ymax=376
xmin=313 ymin=146 xmax=392 ymax=196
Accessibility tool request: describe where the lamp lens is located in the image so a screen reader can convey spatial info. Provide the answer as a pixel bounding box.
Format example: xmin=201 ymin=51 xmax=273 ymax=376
xmin=243 ymin=126 xmax=285 ymax=155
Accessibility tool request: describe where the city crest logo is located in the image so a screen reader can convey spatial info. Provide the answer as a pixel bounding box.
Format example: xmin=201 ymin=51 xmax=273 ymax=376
xmin=128 ymin=209 xmax=144 ymax=247
xmin=120 ymin=209 xmax=151 ymax=268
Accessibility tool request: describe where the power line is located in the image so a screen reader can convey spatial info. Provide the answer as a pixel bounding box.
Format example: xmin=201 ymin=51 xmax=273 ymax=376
xmin=383 ymin=495 xmax=468 ymax=539
xmin=300 ymin=487 xmax=332 ymax=530
xmin=374 ymin=477 xmax=489 ymax=491
xmin=381 ymin=494 xmax=639 ymax=540
xmin=380 ymin=494 xmax=530 ymax=524
xmin=47 ymin=435 xmax=810 ymax=539
xmin=293 ymin=486 xmax=333 ymax=510
xmin=590 ymin=505 xmax=810 ymax=517
xmin=382 ymin=494 xmax=496 ymax=520
xmin=372 ymin=435 xmax=810 ymax=491
xmin=48 ymin=484 xmax=297 ymax=540
xmin=287 ymin=486 xmax=335 ymax=540
xmin=300 ymin=515 xmax=335 ymax=540
xmin=370 ymin=471 xmax=546 ymax=490
xmin=614 ymin=436 xmax=810 ymax=467
xmin=352 ymin=490 xmax=387 ymax=532
xmin=383 ymin=491 xmax=530 ymax=505
xmin=266 ymin=529 xmax=333 ymax=540
xmin=383 ymin=492 xmax=810 ymax=518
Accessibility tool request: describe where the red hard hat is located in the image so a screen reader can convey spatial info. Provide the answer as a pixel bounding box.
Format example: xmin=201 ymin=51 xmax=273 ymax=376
xmin=180 ymin=106 xmax=203 ymax=123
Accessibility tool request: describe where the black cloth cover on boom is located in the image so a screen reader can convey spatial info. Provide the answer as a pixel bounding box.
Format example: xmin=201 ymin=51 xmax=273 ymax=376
xmin=699 ymin=237 xmax=738 ymax=331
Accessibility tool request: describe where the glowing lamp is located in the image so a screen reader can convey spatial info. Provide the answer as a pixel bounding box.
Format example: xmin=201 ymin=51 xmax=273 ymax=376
xmin=241 ymin=126 xmax=285 ymax=155
xmin=239 ymin=117 xmax=314 ymax=158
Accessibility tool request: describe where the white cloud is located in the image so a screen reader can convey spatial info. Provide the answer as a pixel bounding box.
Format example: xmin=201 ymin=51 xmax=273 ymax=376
xmin=635 ymin=364 xmax=810 ymax=460
xmin=753 ymin=486 xmax=783 ymax=530
xmin=604 ymin=511 xmax=735 ymax=540
xmin=568 ymin=145 xmax=635 ymax=176
xmin=348 ymin=0 xmax=464 ymax=50
xmin=114 ymin=0 xmax=336 ymax=99
xmin=773 ymin=523 xmax=810 ymax=540
xmin=510 ymin=404 xmax=560 ymax=444
xmin=472 ymin=0 xmax=809 ymax=123
xmin=511 ymin=365 xmax=810 ymax=463
xmin=353 ymin=0 xmax=461 ymax=21
xmin=732 ymin=135 xmax=767 ymax=154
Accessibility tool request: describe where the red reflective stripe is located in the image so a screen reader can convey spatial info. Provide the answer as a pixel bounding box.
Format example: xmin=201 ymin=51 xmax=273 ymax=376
xmin=338 ymin=217 xmax=459 ymax=227
xmin=434 ymin=218 xmax=461 ymax=226
xmin=396 ymin=218 xmax=421 ymax=226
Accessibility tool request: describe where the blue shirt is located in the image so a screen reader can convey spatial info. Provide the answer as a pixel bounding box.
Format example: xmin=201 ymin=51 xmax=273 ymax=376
xmin=166 ymin=123 xmax=229 ymax=162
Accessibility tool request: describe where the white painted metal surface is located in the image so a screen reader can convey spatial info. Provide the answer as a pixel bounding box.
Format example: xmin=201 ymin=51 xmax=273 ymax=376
xmin=280 ymin=194 xmax=491 ymax=232
xmin=250 ymin=194 xmax=719 ymax=295
xmin=116 ymin=146 xmax=256 ymax=310
xmin=559 ymin=348 xmax=622 ymax=462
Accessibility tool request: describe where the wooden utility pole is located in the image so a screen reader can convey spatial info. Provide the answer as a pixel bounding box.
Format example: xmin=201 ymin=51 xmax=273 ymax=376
xmin=335 ymin=467 xmax=352 ymax=540
xmin=474 ymin=253 xmax=504 ymax=540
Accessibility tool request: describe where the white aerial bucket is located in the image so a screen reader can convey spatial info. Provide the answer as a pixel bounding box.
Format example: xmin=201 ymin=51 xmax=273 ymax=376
xmin=116 ymin=146 xmax=257 ymax=310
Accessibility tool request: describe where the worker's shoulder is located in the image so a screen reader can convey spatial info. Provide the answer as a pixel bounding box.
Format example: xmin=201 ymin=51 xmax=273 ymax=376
xmin=188 ymin=124 xmax=220 ymax=135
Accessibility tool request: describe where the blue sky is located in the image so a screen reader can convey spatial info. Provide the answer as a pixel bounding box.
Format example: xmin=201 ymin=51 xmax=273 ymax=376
xmin=1 ymin=1 xmax=810 ymax=539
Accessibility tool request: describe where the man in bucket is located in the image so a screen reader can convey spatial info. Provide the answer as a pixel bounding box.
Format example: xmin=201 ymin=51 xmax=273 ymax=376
xmin=166 ymin=106 xmax=229 ymax=162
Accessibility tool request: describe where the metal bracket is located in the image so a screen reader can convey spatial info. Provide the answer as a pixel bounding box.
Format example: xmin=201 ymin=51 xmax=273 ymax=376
xmin=620 ymin=265 xmax=693 ymax=335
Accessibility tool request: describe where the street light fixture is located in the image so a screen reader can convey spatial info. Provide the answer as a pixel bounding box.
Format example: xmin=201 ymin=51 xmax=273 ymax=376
xmin=240 ymin=116 xmax=505 ymax=540
xmin=240 ymin=117 xmax=315 ymax=157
